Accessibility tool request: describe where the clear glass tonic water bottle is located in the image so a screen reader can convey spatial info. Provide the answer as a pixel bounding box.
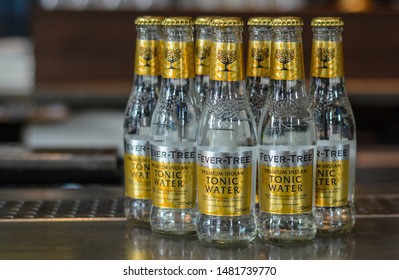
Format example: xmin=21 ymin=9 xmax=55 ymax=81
xmin=246 ymin=17 xmax=273 ymax=212
xmin=258 ymin=17 xmax=317 ymax=243
xmin=194 ymin=16 xmax=213 ymax=114
xmin=124 ymin=16 xmax=163 ymax=223
xmin=150 ymin=17 xmax=198 ymax=235
xmin=196 ymin=17 xmax=257 ymax=246
xmin=246 ymin=17 xmax=273 ymax=127
xmin=309 ymin=17 xmax=357 ymax=234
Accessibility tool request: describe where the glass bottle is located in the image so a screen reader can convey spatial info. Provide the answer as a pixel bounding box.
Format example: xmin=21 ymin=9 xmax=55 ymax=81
xmin=309 ymin=17 xmax=357 ymax=234
xmin=257 ymin=17 xmax=317 ymax=243
xmin=150 ymin=17 xmax=198 ymax=235
xmin=124 ymin=16 xmax=163 ymax=224
xmin=194 ymin=16 xmax=213 ymax=114
xmin=246 ymin=17 xmax=273 ymax=127
xmin=246 ymin=17 xmax=273 ymax=212
xmin=196 ymin=17 xmax=257 ymax=246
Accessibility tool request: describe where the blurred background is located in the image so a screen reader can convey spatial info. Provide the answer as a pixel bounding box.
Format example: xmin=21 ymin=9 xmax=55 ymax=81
xmin=0 ymin=0 xmax=398 ymax=186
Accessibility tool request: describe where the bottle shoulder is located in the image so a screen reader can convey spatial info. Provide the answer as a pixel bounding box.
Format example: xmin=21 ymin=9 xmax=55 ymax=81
xmin=310 ymin=78 xmax=354 ymax=112
xmin=309 ymin=77 xmax=349 ymax=99
xmin=197 ymin=106 xmax=257 ymax=147
xmin=258 ymin=111 xmax=316 ymax=146
xmin=124 ymin=83 xmax=158 ymax=112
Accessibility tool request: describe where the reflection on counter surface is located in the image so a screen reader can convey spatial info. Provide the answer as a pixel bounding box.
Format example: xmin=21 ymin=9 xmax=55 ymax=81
xmin=124 ymin=217 xmax=396 ymax=260
xmin=2 ymin=216 xmax=398 ymax=260
xmin=0 ymin=185 xmax=398 ymax=259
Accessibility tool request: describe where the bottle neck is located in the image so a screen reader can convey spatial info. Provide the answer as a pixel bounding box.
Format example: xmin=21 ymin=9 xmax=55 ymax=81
xmin=213 ymin=26 xmax=243 ymax=43
xmin=196 ymin=25 xmax=212 ymax=41
xmin=273 ymin=26 xmax=303 ymax=43
xmin=136 ymin=25 xmax=162 ymax=41
xmin=162 ymin=25 xmax=195 ymax=80
xmin=310 ymin=26 xmax=344 ymax=79
xmin=249 ymin=26 xmax=272 ymax=41
xmin=195 ymin=25 xmax=212 ymax=76
xmin=164 ymin=25 xmax=194 ymax=42
xmin=210 ymin=26 xmax=244 ymax=82
xmin=134 ymin=25 xmax=162 ymax=77
xmin=270 ymin=26 xmax=304 ymax=81
xmin=312 ymin=26 xmax=343 ymax=42
xmin=247 ymin=26 xmax=272 ymax=78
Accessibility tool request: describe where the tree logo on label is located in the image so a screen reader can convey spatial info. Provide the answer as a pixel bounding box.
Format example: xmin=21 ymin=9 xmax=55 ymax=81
xmin=196 ymin=46 xmax=211 ymax=66
xmin=139 ymin=47 xmax=157 ymax=67
xmin=251 ymin=47 xmax=269 ymax=68
xmin=275 ymin=49 xmax=295 ymax=71
xmin=316 ymin=48 xmax=336 ymax=69
xmin=217 ymin=49 xmax=238 ymax=72
xmin=165 ymin=49 xmax=182 ymax=70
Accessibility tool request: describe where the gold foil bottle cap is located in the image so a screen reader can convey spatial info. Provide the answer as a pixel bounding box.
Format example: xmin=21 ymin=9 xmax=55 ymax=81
xmin=195 ymin=16 xmax=214 ymax=26
xmin=272 ymin=17 xmax=303 ymax=26
xmin=311 ymin=17 xmax=344 ymax=27
xmin=211 ymin=17 xmax=244 ymax=27
xmin=162 ymin=17 xmax=194 ymax=26
xmin=247 ymin=17 xmax=273 ymax=26
xmin=135 ymin=16 xmax=164 ymax=26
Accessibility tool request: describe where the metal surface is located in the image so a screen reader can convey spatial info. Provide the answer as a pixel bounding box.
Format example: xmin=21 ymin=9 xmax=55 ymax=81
xmin=1 ymin=194 xmax=398 ymax=221
xmin=0 ymin=218 xmax=398 ymax=260
xmin=0 ymin=186 xmax=398 ymax=260
xmin=0 ymin=198 xmax=124 ymax=220
xmin=356 ymin=194 xmax=399 ymax=217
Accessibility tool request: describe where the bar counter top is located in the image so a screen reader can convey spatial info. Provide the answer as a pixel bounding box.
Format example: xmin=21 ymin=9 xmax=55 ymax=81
xmin=0 ymin=185 xmax=398 ymax=260
xmin=1 ymin=216 xmax=398 ymax=260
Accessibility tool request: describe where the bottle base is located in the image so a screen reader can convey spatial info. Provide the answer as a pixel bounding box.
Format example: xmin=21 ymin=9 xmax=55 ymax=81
xmin=260 ymin=232 xmax=315 ymax=244
xmin=124 ymin=197 xmax=151 ymax=224
xmin=315 ymin=204 xmax=355 ymax=235
xmin=258 ymin=212 xmax=317 ymax=243
xmin=198 ymin=237 xmax=254 ymax=248
xmin=151 ymin=228 xmax=197 ymax=236
xmin=196 ymin=213 xmax=257 ymax=246
xmin=150 ymin=206 xmax=197 ymax=236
